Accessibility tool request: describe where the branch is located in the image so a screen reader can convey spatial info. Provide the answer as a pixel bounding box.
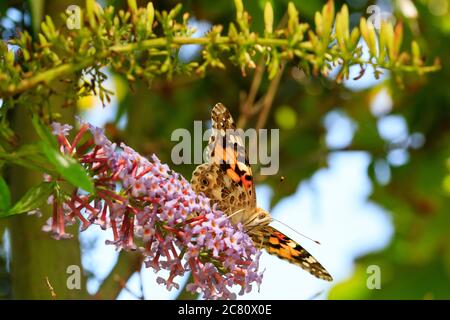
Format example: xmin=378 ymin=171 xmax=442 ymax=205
xmin=93 ymin=251 xmax=142 ymax=300
xmin=256 ymin=62 xmax=286 ymax=131
xmin=237 ymin=59 xmax=265 ymax=129
xmin=3 ymin=36 xmax=440 ymax=100
xmin=1 ymin=37 xmax=298 ymax=98
xmin=4 ymin=59 xmax=95 ymax=98
xmin=45 ymin=276 xmax=57 ymax=299
xmin=237 ymin=10 xmax=289 ymax=129
xmin=0 ymin=223 xmax=4 ymax=239
xmin=175 ymin=272 xmax=200 ymax=300
xmin=0 ymin=0 xmax=440 ymax=107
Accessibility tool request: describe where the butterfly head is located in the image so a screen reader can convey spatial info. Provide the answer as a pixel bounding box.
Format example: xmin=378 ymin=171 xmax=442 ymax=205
xmin=242 ymin=207 xmax=272 ymax=232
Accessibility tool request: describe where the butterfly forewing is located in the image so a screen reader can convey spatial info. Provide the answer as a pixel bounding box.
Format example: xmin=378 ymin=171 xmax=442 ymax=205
xmin=191 ymin=163 xmax=254 ymax=216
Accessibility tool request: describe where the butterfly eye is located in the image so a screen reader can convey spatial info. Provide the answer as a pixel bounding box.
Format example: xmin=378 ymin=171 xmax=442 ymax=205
xmin=258 ymin=212 xmax=266 ymax=219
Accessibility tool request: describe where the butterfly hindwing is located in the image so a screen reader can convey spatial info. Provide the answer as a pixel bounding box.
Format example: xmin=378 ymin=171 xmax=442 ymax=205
xmin=252 ymin=226 xmax=333 ymax=281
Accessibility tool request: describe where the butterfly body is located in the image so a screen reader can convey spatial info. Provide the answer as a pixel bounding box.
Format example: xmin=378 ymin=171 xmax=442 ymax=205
xmin=191 ymin=162 xmax=271 ymax=231
xmin=191 ymin=103 xmax=332 ymax=282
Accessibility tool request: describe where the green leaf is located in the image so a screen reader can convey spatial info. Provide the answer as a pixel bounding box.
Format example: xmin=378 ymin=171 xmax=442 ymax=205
xmin=6 ymin=181 xmax=55 ymax=217
xmin=0 ymin=144 xmax=55 ymax=174
xmin=40 ymin=143 xmax=94 ymax=193
xmin=31 ymin=115 xmax=58 ymax=148
xmin=0 ymin=176 xmax=11 ymax=214
xmin=27 ymin=0 xmax=44 ymax=36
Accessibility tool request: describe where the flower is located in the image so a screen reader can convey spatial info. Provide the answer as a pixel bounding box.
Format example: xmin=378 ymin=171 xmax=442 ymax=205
xmin=44 ymin=120 xmax=263 ymax=299
xmin=51 ymin=123 xmax=72 ymax=136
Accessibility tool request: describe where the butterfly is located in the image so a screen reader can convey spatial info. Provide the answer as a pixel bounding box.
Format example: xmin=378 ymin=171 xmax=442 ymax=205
xmin=191 ymin=102 xmax=333 ymax=281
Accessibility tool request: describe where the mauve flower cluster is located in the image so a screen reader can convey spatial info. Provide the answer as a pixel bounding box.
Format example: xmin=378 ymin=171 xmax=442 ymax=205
xmin=44 ymin=120 xmax=263 ymax=299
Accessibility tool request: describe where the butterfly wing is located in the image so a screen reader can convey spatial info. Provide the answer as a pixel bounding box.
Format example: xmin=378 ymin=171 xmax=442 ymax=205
xmin=191 ymin=163 xmax=253 ymax=216
xmin=192 ymin=103 xmax=333 ymax=281
xmin=252 ymin=226 xmax=333 ymax=281
xmin=208 ymin=103 xmax=256 ymax=208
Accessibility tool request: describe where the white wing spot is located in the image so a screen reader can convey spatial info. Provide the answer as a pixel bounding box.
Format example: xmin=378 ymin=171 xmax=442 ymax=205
xmin=306 ymin=256 xmax=316 ymax=264
xmin=287 ymin=241 xmax=297 ymax=248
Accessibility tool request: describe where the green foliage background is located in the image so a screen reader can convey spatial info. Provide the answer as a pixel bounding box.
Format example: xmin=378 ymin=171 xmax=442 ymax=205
xmin=0 ymin=0 xmax=449 ymax=299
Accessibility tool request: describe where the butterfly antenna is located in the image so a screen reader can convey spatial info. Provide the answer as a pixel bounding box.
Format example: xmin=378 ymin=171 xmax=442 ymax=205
xmin=307 ymin=290 xmax=324 ymax=300
xmin=271 ymin=217 xmax=321 ymax=245
xmin=228 ymin=208 xmax=246 ymax=220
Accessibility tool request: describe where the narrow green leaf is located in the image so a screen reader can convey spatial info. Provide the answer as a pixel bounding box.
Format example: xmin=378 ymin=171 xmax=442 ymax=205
xmin=27 ymin=0 xmax=44 ymax=36
xmin=0 ymin=176 xmax=11 ymax=214
xmin=168 ymin=3 xmax=183 ymax=20
xmin=7 ymin=181 xmax=55 ymax=217
xmin=412 ymin=40 xmax=422 ymax=66
xmin=264 ymin=2 xmax=274 ymax=35
xmin=2 ymin=143 xmax=40 ymax=158
xmin=288 ymin=2 xmax=299 ymax=34
xmin=86 ymin=0 xmax=98 ymax=29
xmin=0 ymin=143 xmax=55 ymax=173
xmin=31 ymin=115 xmax=58 ymax=148
xmin=147 ymin=3 xmax=155 ymax=32
xmin=234 ymin=0 xmax=244 ymax=20
xmin=128 ymin=0 xmax=138 ymax=13
xmin=40 ymin=143 xmax=94 ymax=193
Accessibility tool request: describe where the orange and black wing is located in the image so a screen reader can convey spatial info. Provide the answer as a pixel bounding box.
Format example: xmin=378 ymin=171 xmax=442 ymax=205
xmin=208 ymin=103 xmax=256 ymax=207
xmin=252 ymin=226 xmax=333 ymax=281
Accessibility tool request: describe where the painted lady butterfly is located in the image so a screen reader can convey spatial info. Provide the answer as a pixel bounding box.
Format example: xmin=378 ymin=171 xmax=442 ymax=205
xmin=191 ymin=103 xmax=332 ymax=281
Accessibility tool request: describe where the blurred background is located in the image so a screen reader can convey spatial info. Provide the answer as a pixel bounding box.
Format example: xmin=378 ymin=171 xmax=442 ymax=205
xmin=1 ymin=0 xmax=450 ymax=299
